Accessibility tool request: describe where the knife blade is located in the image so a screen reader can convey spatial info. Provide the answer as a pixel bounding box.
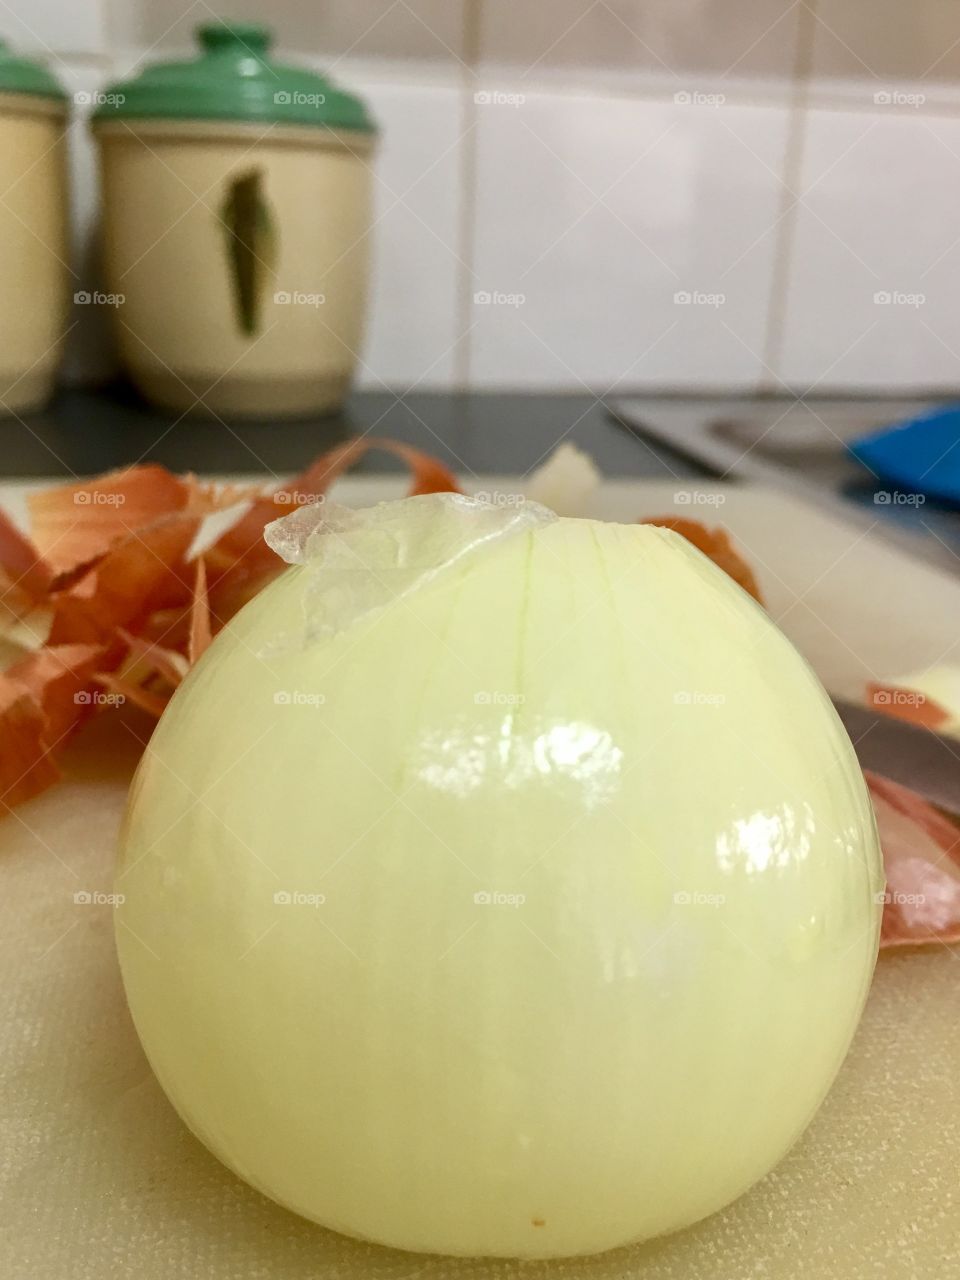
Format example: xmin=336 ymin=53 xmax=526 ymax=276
xmin=832 ymin=697 xmax=960 ymax=814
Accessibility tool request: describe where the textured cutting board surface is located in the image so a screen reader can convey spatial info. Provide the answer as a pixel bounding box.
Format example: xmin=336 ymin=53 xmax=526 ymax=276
xmin=1 ymin=478 xmax=958 ymax=1280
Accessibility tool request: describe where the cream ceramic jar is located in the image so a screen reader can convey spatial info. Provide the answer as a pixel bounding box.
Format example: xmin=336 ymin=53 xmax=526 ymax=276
xmin=93 ymin=23 xmax=376 ymax=418
xmin=0 ymin=41 xmax=68 ymax=415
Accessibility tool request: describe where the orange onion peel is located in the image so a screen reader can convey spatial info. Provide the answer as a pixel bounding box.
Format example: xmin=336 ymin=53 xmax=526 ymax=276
xmin=0 ymin=439 xmax=460 ymax=810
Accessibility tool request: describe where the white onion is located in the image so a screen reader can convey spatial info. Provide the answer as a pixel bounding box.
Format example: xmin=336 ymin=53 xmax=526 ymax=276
xmin=116 ymin=495 xmax=882 ymax=1259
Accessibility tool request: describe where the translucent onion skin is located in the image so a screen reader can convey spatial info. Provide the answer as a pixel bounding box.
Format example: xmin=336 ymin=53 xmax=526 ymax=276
xmin=116 ymin=509 xmax=883 ymax=1260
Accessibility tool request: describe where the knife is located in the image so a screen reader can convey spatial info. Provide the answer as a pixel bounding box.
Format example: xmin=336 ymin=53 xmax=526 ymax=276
xmin=832 ymin=697 xmax=960 ymax=814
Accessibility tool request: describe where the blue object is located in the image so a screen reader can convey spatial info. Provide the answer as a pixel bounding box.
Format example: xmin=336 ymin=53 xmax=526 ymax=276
xmin=848 ymin=403 xmax=960 ymax=507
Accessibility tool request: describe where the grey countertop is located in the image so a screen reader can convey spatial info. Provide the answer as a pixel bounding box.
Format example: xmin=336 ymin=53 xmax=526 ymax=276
xmin=2 ymin=384 xmax=957 ymax=565
xmin=0 ymin=384 xmax=707 ymax=481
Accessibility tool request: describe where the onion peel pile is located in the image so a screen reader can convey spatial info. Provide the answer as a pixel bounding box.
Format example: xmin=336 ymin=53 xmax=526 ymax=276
xmin=0 ymin=439 xmax=460 ymax=810
xmin=1 ymin=447 xmax=957 ymax=950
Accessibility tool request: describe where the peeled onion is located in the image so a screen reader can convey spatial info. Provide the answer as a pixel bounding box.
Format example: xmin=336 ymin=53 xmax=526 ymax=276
xmin=116 ymin=495 xmax=882 ymax=1259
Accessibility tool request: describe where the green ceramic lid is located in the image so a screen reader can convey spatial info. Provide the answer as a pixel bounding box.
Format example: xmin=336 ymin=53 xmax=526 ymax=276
xmin=93 ymin=21 xmax=375 ymax=132
xmin=0 ymin=37 xmax=67 ymax=101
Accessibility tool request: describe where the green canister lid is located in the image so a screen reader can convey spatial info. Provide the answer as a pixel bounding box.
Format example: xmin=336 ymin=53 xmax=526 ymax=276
xmin=92 ymin=21 xmax=375 ymax=132
xmin=0 ymin=37 xmax=67 ymax=101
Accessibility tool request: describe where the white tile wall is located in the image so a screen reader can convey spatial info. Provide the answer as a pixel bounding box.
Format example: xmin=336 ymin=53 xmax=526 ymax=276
xmin=107 ymin=0 xmax=468 ymax=66
xmin=4 ymin=0 xmax=960 ymax=393
xmin=348 ymin=79 xmax=467 ymax=391
xmin=0 ymin=0 xmax=107 ymax=58
xmin=776 ymin=107 xmax=960 ymax=391
xmin=469 ymin=91 xmax=790 ymax=390
xmin=808 ymin=1 xmax=960 ymax=96
xmin=478 ymin=0 xmax=802 ymax=84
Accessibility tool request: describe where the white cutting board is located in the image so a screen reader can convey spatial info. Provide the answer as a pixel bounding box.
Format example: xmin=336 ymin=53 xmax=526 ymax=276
xmin=1 ymin=478 xmax=958 ymax=1280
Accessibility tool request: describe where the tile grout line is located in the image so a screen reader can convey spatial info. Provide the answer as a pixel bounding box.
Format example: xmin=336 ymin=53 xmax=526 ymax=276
xmin=758 ymin=0 xmax=818 ymax=392
xmin=453 ymin=0 xmax=483 ymax=391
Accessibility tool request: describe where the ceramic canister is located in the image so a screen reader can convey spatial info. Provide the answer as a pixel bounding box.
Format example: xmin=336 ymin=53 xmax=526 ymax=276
xmin=92 ymin=22 xmax=377 ymax=418
xmin=0 ymin=39 xmax=68 ymax=416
